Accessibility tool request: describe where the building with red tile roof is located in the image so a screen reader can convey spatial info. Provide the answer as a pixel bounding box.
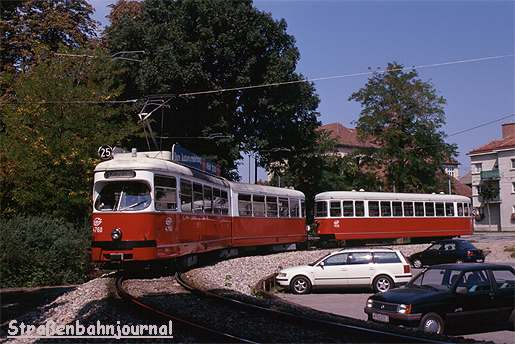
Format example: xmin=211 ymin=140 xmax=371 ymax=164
xmin=468 ymin=123 xmax=515 ymax=232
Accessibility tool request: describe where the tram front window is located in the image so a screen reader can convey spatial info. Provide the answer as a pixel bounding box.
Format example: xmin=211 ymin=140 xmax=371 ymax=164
xmin=95 ymin=181 xmax=151 ymax=211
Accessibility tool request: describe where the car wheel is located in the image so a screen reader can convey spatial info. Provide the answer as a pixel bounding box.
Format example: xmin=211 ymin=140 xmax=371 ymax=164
xmin=412 ymin=259 xmax=422 ymax=268
xmin=419 ymin=313 xmax=445 ymax=334
xmin=373 ymin=275 xmax=394 ymax=293
xmin=290 ymin=276 xmax=311 ymax=294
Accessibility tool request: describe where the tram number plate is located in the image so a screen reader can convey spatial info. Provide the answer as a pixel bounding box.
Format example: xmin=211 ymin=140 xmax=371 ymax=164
xmin=372 ymin=313 xmax=389 ymax=323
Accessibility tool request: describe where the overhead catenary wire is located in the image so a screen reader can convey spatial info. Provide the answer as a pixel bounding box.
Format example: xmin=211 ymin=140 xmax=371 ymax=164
xmin=447 ymin=113 xmax=515 ymax=137
xmin=1 ymin=53 xmax=512 ymax=105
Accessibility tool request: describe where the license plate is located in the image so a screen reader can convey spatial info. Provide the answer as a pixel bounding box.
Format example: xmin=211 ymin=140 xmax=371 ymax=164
xmin=372 ymin=313 xmax=389 ymax=323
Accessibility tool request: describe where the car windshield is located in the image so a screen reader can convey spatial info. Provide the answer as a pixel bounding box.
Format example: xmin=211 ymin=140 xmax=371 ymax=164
xmin=309 ymin=253 xmax=332 ymax=266
xmin=95 ymin=181 xmax=151 ymax=211
xmin=409 ymin=268 xmax=461 ymax=290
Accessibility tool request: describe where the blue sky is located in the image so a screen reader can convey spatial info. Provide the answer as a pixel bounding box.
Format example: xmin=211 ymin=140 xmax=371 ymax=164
xmin=89 ymin=0 xmax=514 ymax=181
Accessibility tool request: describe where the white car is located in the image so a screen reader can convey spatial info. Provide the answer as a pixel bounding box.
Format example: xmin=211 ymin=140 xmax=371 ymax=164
xmin=276 ymin=248 xmax=412 ymax=294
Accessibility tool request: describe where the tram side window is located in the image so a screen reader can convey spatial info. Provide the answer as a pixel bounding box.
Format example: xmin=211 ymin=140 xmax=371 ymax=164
xmin=315 ymin=201 xmax=328 ymax=217
xmin=266 ymin=196 xmax=278 ymax=217
xmin=155 ymin=176 xmax=177 ymax=211
xmin=253 ymin=195 xmax=265 ymax=217
xmin=403 ymin=202 xmax=414 ymax=216
xmin=290 ymin=199 xmax=300 ymax=217
xmin=392 ymin=202 xmax=403 ymax=217
xmin=301 ymin=200 xmax=305 ymax=218
xmin=464 ymin=203 xmax=470 ymax=216
xmin=180 ymin=179 xmax=193 ymax=212
xmin=343 ymin=201 xmax=354 ymax=217
xmin=330 ymin=201 xmax=342 ymax=217
xmin=238 ymin=194 xmax=252 ymax=216
xmin=457 ymin=202 xmax=464 ymax=216
xmin=221 ymin=190 xmax=229 ymax=215
xmin=368 ymin=201 xmax=379 ymax=217
xmin=445 ymin=202 xmax=455 ymax=217
xmin=213 ymin=188 xmax=222 ymax=214
xmin=355 ymin=201 xmax=365 ymax=217
xmin=435 ymin=202 xmax=445 ymax=216
xmin=203 ymin=185 xmax=213 ymax=214
xmin=380 ymin=201 xmax=392 ymax=217
xmin=193 ymin=183 xmax=203 ymax=213
xmin=425 ymin=202 xmax=435 ymax=217
xmin=279 ymin=198 xmax=289 ymax=217
xmin=415 ymin=202 xmax=425 ymax=216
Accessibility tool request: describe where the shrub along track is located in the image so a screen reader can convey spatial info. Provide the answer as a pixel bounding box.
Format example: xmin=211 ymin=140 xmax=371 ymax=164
xmin=116 ymin=267 xmax=476 ymax=343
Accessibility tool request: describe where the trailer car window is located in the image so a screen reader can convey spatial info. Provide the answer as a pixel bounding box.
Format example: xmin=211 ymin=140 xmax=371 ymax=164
xmin=403 ymin=202 xmax=414 ymax=216
xmin=425 ymin=202 xmax=435 ymax=216
xmin=253 ymin=195 xmax=265 ymax=217
xmin=342 ymin=201 xmax=354 ymax=217
xmin=279 ymin=198 xmax=289 ymax=217
xmin=266 ymin=196 xmax=278 ymax=217
xmin=380 ymin=201 xmax=391 ymax=217
xmin=330 ymin=201 xmax=342 ymax=217
xmin=301 ymin=200 xmax=305 ymax=218
xmin=415 ymin=202 xmax=425 ymax=216
xmin=464 ymin=203 xmax=470 ymax=216
xmin=315 ymin=201 xmax=328 ymax=217
xmin=445 ymin=203 xmax=455 ymax=216
xmin=355 ymin=201 xmax=365 ymax=217
xmin=290 ymin=199 xmax=300 ymax=217
xmin=392 ymin=202 xmax=403 ymax=216
xmin=154 ymin=176 xmax=177 ymax=211
xmin=368 ymin=201 xmax=379 ymax=217
xmin=435 ymin=202 xmax=445 ymax=216
xmin=457 ymin=202 xmax=463 ymax=216
xmin=238 ymin=194 xmax=252 ymax=216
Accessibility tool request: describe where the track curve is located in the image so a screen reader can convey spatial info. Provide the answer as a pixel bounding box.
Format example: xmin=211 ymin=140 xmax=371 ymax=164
xmin=115 ymin=272 xmax=258 ymax=343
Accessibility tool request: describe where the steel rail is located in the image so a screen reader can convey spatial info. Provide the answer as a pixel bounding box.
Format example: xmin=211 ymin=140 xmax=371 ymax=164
xmin=115 ymin=273 xmax=258 ymax=343
xmin=176 ymin=273 xmax=455 ymax=344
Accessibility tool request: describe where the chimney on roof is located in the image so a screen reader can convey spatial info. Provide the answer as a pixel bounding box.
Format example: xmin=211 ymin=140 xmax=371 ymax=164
xmin=502 ymin=123 xmax=515 ymax=138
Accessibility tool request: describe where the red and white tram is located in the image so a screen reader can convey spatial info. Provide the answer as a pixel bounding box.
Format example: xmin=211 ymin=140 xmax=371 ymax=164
xmin=91 ymin=150 xmax=306 ymax=264
xmin=315 ymin=191 xmax=472 ymax=244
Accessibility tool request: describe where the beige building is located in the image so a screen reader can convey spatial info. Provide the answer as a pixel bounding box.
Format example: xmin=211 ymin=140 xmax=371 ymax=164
xmin=468 ymin=123 xmax=515 ymax=231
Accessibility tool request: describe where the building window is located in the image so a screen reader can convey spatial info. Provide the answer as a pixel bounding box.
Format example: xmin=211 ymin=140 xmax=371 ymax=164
xmin=512 ymin=182 xmax=515 ymax=193
xmin=473 ymin=163 xmax=482 ymax=174
xmin=511 ymin=159 xmax=515 ymax=169
xmin=472 ymin=185 xmax=479 ymax=196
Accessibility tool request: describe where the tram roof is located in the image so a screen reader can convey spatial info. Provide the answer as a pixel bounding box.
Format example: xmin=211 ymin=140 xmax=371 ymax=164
xmin=229 ymin=182 xmax=305 ymax=198
xmin=94 ymin=151 xmax=228 ymax=186
xmin=315 ymin=191 xmax=470 ymax=203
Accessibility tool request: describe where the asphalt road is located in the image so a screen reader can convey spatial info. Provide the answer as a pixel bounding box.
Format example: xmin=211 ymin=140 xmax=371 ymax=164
xmin=280 ymin=290 xmax=514 ymax=343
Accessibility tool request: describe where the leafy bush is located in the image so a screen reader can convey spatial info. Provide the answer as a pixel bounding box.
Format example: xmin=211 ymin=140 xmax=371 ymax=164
xmin=0 ymin=216 xmax=90 ymax=287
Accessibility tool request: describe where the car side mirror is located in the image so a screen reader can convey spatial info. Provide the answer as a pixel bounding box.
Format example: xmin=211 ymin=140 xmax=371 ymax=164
xmin=455 ymin=286 xmax=468 ymax=295
xmin=319 ymin=261 xmax=325 ymax=269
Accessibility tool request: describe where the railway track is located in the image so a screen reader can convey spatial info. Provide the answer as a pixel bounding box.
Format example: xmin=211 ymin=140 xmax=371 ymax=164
xmin=115 ymin=272 xmax=257 ymax=343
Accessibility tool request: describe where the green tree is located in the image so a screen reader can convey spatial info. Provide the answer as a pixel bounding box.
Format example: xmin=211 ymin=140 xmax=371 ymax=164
xmin=104 ymin=0 xmax=320 ymax=179
xmin=349 ymin=63 xmax=457 ymax=193
xmin=0 ymin=50 xmax=139 ymax=220
xmin=0 ymin=0 xmax=97 ymax=74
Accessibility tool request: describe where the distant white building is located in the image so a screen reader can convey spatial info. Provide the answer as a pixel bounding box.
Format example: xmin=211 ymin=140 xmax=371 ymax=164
xmin=468 ymin=122 xmax=515 ymax=232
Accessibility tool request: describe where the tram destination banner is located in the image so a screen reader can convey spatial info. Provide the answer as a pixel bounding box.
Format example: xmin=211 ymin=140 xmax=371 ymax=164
xmin=172 ymin=144 xmax=221 ymax=176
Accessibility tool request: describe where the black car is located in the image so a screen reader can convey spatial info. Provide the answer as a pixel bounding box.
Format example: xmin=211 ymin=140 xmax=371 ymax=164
xmin=409 ymin=239 xmax=484 ymax=268
xmin=364 ymin=263 xmax=515 ymax=334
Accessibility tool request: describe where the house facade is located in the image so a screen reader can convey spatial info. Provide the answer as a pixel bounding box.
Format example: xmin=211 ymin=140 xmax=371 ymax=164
xmin=468 ymin=123 xmax=515 ymax=232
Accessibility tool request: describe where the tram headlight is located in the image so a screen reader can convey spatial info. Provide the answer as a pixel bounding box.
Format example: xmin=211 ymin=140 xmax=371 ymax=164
xmin=111 ymin=228 xmax=122 ymax=241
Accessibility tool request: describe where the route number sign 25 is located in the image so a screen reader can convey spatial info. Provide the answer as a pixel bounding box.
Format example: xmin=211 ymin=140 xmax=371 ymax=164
xmin=98 ymin=145 xmax=113 ymax=160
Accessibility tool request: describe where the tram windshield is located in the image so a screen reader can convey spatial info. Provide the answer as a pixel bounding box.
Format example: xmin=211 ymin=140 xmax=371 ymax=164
xmin=95 ymin=181 xmax=151 ymax=211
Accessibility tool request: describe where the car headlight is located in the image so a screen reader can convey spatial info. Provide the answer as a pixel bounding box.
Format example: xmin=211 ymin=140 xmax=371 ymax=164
xmin=277 ymin=272 xmax=287 ymax=278
xmin=366 ymin=298 xmax=373 ymax=308
xmin=397 ymin=304 xmax=412 ymax=314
